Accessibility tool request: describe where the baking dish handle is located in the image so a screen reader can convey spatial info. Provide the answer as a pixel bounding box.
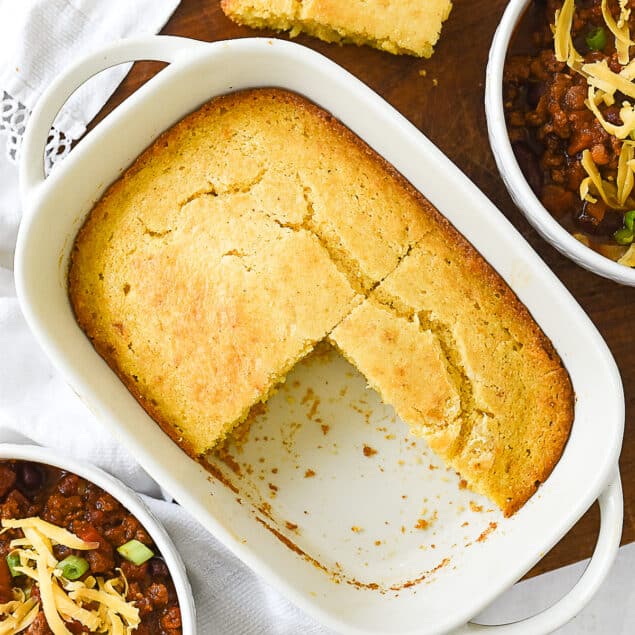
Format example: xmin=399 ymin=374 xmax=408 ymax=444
xmin=19 ymin=35 xmax=208 ymax=203
xmin=454 ymin=471 xmax=623 ymax=635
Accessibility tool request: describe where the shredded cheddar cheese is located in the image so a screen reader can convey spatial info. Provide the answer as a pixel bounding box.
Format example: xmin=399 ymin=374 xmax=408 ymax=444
xmin=586 ymin=86 xmax=635 ymax=138
xmin=582 ymin=60 xmax=635 ymax=99
xmin=582 ymin=150 xmax=617 ymax=205
xmin=580 ymin=146 xmax=635 ymax=210
xmin=52 ymin=582 xmax=101 ymax=631
xmin=0 ymin=517 xmax=141 ymax=634
xmin=2 ymin=518 xmax=99 ymax=551
xmin=37 ymin=552 xmax=72 ymax=635
xmin=554 ymin=0 xmax=583 ymax=65
xmin=598 ymin=87 xmax=616 ymax=106
xmin=579 ymin=176 xmax=598 ymax=203
xmin=618 ymin=242 xmax=635 ymax=264
xmin=601 ymin=0 xmax=633 ymax=64
xmin=620 ymin=57 xmax=635 ymax=79
xmin=581 ymin=148 xmax=615 ymax=205
xmin=0 ymin=591 xmax=38 ymax=634
xmin=617 ymin=140 xmax=635 ymax=204
xmin=618 ymin=0 xmax=631 ymax=28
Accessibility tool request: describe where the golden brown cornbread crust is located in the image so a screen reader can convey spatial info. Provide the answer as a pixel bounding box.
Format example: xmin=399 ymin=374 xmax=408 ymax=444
xmin=220 ymin=0 xmax=453 ymax=58
xmin=69 ymin=88 xmax=573 ymax=516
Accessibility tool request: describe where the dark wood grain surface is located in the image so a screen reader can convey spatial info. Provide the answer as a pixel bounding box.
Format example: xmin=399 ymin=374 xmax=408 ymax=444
xmin=93 ymin=0 xmax=634 ymax=579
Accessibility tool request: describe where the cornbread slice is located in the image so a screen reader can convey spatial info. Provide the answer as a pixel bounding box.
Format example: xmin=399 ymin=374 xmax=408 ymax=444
xmin=221 ymin=0 xmax=453 ymax=58
xmin=331 ymin=227 xmax=574 ymax=516
xmin=70 ymin=174 xmax=360 ymax=457
xmin=69 ymin=88 xmax=574 ymax=515
xmin=329 ymin=299 xmax=464 ymax=454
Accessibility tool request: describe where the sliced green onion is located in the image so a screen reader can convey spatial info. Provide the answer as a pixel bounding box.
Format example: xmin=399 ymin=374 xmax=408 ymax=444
xmin=624 ymin=210 xmax=635 ymax=231
xmin=6 ymin=552 xmax=21 ymax=577
xmin=117 ymin=539 xmax=154 ymax=566
xmin=614 ymin=227 xmax=634 ymax=245
xmin=56 ymin=555 xmax=89 ymax=580
xmin=586 ymin=26 xmax=607 ymax=51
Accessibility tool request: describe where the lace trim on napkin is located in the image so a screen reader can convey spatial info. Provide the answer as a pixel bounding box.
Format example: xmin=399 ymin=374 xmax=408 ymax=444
xmin=1 ymin=91 xmax=74 ymax=175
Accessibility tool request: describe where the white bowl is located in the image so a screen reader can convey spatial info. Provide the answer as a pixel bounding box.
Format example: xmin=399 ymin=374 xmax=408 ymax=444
xmin=15 ymin=36 xmax=624 ymax=634
xmin=0 ymin=443 xmax=196 ymax=633
xmin=485 ymin=0 xmax=635 ymax=286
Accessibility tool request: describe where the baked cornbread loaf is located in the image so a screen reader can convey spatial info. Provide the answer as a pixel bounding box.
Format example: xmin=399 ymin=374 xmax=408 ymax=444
xmin=69 ymin=88 xmax=573 ymax=516
xmin=220 ymin=0 xmax=453 ymax=58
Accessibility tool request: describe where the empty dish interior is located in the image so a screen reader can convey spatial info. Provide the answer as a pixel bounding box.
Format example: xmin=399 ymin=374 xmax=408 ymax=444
xmin=205 ymin=343 xmax=503 ymax=591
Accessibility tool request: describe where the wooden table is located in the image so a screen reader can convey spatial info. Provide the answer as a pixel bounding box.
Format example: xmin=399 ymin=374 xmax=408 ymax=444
xmin=94 ymin=0 xmax=635 ymax=579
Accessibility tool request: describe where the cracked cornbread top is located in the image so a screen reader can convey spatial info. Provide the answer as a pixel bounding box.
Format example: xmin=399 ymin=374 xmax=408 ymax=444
xmin=68 ymin=88 xmax=573 ymax=516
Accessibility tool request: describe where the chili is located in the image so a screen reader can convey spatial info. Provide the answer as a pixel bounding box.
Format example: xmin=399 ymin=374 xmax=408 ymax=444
xmin=503 ymin=0 xmax=635 ymax=261
xmin=0 ymin=460 xmax=181 ymax=634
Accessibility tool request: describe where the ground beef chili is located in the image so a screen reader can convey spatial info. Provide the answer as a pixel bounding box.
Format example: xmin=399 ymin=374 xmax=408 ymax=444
xmin=0 ymin=460 xmax=182 ymax=634
xmin=504 ymin=0 xmax=635 ymax=259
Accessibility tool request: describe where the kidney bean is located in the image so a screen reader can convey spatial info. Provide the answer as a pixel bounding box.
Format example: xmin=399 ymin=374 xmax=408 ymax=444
xmin=16 ymin=462 xmax=42 ymax=492
xmin=598 ymin=210 xmax=626 ymax=234
xmin=0 ymin=558 xmax=13 ymax=603
xmin=526 ymin=81 xmax=545 ymax=109
xmin=512 ymin=141 xmax=543 ymax=195
xmin=148 ymin=557 xmax=169 ymax=577
xmin=575 ymin=200 xmax=606 ymax=232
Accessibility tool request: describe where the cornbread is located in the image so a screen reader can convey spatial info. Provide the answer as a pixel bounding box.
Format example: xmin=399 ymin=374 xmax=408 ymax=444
xmin=330 ymin=230 xmax=574 ymax=516
xmin=220 ymin=0 xmax=453 ymax=58
xmin=69 ymin=88 xmax=574 ymax=516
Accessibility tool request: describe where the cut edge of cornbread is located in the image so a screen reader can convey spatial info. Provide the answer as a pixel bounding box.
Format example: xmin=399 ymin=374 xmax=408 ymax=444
xmin=329 ymin=227 xmax=575 ymax=516
xmin=327 ymin=299 xmax=465 ymax=457
xmin=220 ymin=0 xmax=453 ymax=58
xmin=116 ymin=338 xmax=318 ymax=459
xmin=329 ymin=298 xmax=574 ymax=517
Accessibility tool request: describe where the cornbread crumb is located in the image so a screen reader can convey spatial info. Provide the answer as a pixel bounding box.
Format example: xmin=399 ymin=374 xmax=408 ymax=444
xmin=221 ymin=0 xmax=453 ymax=58
xmin=477 ymin=522 xmax=498 ymax=543
xmin=362 ymin=444 xmax=377 ymax=457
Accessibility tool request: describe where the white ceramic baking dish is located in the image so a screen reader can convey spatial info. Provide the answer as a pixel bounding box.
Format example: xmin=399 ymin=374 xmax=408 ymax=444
xmin=0 ymin=443 xmax=195 ymax=633
xmin=15 ymin=36 xmax=624 ymax=634
xmin=485 ymin=0 xmax=635 ymax=286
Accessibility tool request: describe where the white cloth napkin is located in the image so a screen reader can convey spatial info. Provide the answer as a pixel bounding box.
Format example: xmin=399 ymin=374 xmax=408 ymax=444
xmin=0 ymin=0 xmax=181 ymax=149
xmin=0 ymin=2 xmax=630 ymax=634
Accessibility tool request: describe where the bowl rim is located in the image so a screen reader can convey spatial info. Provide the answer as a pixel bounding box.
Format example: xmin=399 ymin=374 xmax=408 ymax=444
xmin=484 ymin=0 xmax=635 ymax=285
xmin=0 ymin=443 xmax=196 ymax=634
